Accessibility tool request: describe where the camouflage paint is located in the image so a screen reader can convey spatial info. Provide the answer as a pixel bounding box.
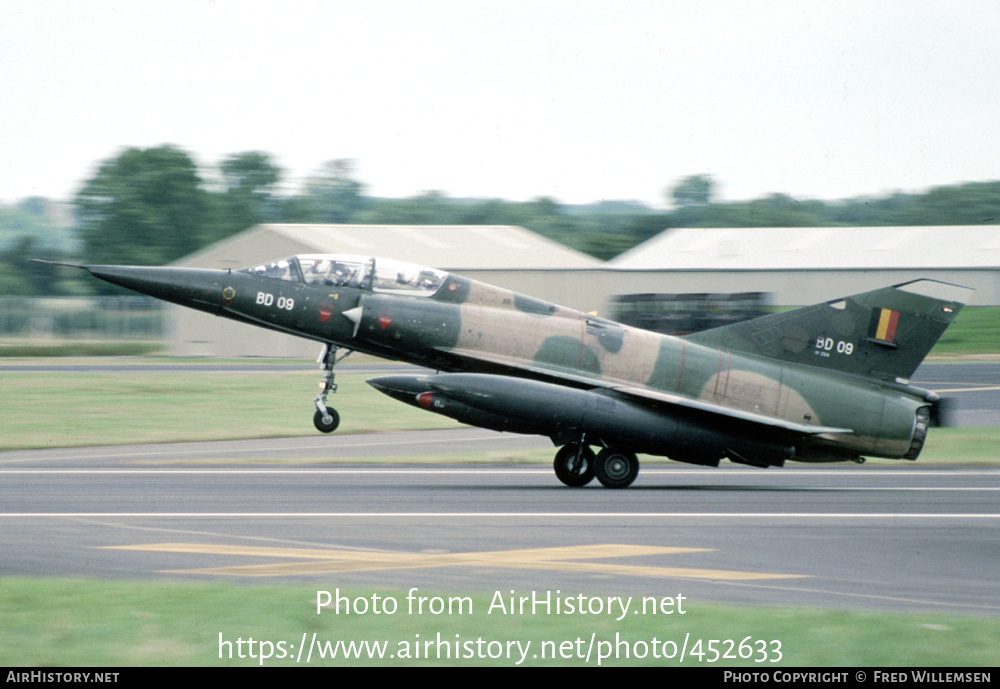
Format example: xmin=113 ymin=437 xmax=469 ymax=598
xmin=71 ymin=258 xmax=970 ymax=465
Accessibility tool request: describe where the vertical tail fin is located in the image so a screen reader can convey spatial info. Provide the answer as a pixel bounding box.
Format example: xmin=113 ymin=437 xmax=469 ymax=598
xmin=684 ymin=280 xmax=973 ymax=382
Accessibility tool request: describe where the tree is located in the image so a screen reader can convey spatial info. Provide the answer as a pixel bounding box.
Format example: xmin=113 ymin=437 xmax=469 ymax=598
xmin=0 ymin=236 xmax=64 ymax=295
xmin=669 ymin=174 xmax=715 ymax=208
xmin=0 ymin=203 xmax=57 ymax=250
xmin=221 ymin=151 xmax=281 ymax=195
xmin=213 ymin=151 xmax=282 ymax=240
xmin=304 ymin=159 xmax=367 ymax=223
xmin=76 ymin=145 xmax=211 ymax=265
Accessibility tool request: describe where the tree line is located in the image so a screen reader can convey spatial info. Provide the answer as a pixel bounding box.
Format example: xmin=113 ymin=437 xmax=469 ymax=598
xmin=3 ymin=145 xmax=1000 ymax=295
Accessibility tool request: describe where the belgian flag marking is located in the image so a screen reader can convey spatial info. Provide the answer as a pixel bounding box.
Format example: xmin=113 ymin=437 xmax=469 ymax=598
xmin=870 ymin=308 xmax=900 ymax=343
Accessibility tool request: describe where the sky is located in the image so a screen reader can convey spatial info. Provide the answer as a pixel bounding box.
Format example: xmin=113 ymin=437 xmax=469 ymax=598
xmin=3 ymin=0 xmax=1000 ymax=208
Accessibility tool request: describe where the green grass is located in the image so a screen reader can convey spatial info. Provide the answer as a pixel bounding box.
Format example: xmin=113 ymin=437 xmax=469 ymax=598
xmin=0 ymin=578 xmax=996 ymax=666
xmin=1 ymin=366 xmax=996 ymax=466
xmin=930 ymin=306 xmax=1000 ymax=356
xmin=916 ymin=426 xmax=1000 ymax=465
xmin=0 ymin=370 xmax=461 ymax=451
xmin=0 ymin=342 xmax=164 ymax=357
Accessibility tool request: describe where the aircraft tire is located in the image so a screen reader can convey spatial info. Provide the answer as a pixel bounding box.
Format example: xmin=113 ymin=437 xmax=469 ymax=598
xmin=595 ymin=447 xmax=639 ymax=489
xmin=553 ymin=443 xmax=596 ymax=487
xmin=313 ymin=408 xmax=340 ymax=433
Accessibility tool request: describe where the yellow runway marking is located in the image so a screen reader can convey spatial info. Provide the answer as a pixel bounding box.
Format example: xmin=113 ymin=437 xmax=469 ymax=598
xmin=104 ymin=542 xmax=806 ymax=580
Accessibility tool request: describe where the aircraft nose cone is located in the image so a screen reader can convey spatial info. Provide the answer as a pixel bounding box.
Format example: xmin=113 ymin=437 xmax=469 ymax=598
xmin=84 ymin=265 xmax=225 ymax=312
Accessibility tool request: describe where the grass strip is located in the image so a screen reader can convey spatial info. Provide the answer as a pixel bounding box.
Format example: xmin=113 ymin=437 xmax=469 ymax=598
xmin=1 ymin=578 xmax=996 ymax=666
xmin=0 ymin=371 xmax=460 ymax=451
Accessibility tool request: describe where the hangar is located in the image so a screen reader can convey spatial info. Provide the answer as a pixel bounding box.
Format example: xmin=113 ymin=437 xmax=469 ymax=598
xmin=170 ymin=224 xmax=604 ymax=357
xmin=606 ymin=226 xmax=1000 ymax=307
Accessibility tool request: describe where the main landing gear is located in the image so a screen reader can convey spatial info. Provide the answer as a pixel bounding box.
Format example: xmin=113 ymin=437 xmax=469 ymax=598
xmin=553 ymin=443 xmax=595 ymax=487
xmin=553 ymin=440 xmax=640 ymax=489
xmin=313 ymin=345 xmax=352 ymax=433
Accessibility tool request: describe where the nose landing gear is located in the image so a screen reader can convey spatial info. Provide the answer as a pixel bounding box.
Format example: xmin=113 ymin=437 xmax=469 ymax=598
xmin=313 ymin=406 xmax=340 ymax=433
xmin=314 ymin=344 xmax=352 ymax=433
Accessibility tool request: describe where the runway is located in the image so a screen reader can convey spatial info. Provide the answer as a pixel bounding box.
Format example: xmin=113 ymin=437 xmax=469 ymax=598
xmin=2 ymin=428 xmax=999 ymax=616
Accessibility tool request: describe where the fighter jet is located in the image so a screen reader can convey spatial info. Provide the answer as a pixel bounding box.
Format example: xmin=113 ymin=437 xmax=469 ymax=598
xmin=42 ymin=255 xmax=972 ymax=488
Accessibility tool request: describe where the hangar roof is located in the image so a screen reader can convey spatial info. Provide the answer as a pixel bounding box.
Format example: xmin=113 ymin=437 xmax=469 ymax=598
xmin=179 ymin=224 xmax=601 ymax=271
xmin=609 ymin=226 xmax=1000 ymax=270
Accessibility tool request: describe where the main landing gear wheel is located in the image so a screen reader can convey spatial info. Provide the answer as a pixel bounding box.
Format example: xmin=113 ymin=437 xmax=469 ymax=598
xmin=313 ymin=408 xmax=340 ymax=433
xmin=553 ymin=443 xmax=596 ymax=487
xmin=594 ymin=447 xmax=639 ymax=489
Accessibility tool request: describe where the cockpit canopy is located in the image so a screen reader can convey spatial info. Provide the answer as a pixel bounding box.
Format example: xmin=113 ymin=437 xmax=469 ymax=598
xmin=240 ymin=255 xmax=448 ymax=297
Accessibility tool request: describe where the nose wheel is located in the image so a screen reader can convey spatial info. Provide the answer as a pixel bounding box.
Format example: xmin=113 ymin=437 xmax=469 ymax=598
xmin=313 ymin=345 xmax=351 ymax=433
xmin=314 ymin=407 xmax=341 ymax=433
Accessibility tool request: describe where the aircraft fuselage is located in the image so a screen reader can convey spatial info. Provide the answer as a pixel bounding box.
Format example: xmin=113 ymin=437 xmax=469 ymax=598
xmin=67 ymin=254 xmax=969 ymax=486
